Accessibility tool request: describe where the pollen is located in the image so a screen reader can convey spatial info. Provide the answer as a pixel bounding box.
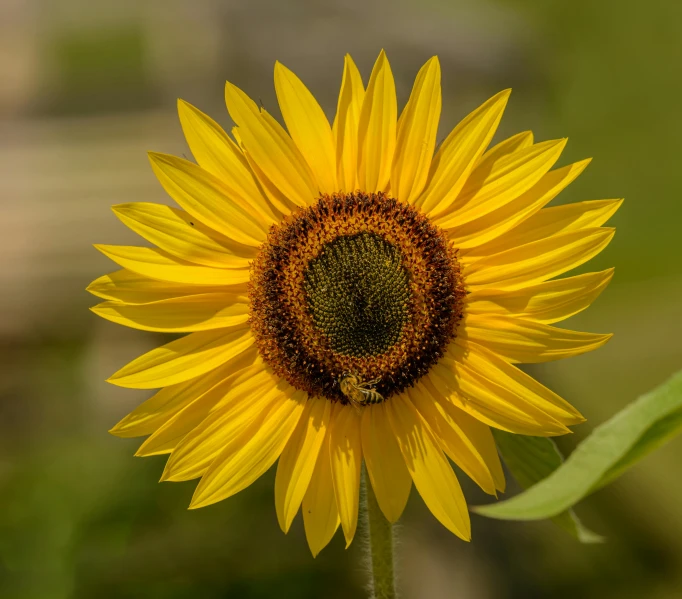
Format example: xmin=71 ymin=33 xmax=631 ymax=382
xmin=249 ymin=192 xmax=466 ymax=403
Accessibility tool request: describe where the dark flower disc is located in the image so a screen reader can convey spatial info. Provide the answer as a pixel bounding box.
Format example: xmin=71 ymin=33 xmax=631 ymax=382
xmin=249 ymin=192 xmax=466 ymax=403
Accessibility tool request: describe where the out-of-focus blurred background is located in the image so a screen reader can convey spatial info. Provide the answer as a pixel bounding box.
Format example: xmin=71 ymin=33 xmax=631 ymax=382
xmin=1 ymin=0 xmax=681 ymax=597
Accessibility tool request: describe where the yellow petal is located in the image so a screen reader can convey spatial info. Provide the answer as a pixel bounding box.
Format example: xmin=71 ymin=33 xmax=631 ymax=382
xmin=303 ymin=433 xmax=341 ymax=557
xmin=407 ymin=383 xmax=497 ymax=495
xmin=465 ymin=198 xmax=623 ymax=259
xmin=427 ymin=363 xmax=569 ymax=437
xmin=87 ymin=269 xmax=238 ymax=304
xmin=451 ymin=341 xmax=584 ymax=424
xmin=107 ymin=326 xmax=254 ymax=389
xmin=231 ymin=126 xmax=242 ymax=146
xmin=332 ymin=54 xmax=365 ymax=192
xmin=436 ymin=139 xmax=567 ymax=227
xmin=463 ymin=228 xmax=615 ymax=291
xmin=461 ymin=314 xmax=612 ymax=363
xmin=274 ymin=62 xmax=338 ymax=193
xmin=91 ymin=293 xmax=249 ymax=333
xmin=476 ymin=130 xmax=534 ymax=166
xmin=432 ymin=340 xmax=583 ymax=432
xmin=225 ymin=81 xmax=318 ymax=206
xmin=361 ymin=403 xmax=412 ymax=523
xmin=149 ymin=152 xmax=271 ymax=246
xmin=138 ymin=358 xmax=268 ymax=459
xmin=190 ymin=390 xmax=306 ymax=508
xmin=160 ymin=368 xmax=285 ymax=476
xmin=275 ymin=398 xmax=332 ymax=532
xmin=441 ymin=400 xmax=506 ymax=493
xmin=110 ymin=346 xmax=259 ymax=439
xmin=94 ymin=245 xmax=250 ymax=286
xmin=177 ymin=100 xmax=273 ymax=219
xmin=418 ymin=376 xmax=503 ymax=492
xmin=240 ymin=145 xmax=297 ymax=216
xmin=448 ymin=159 xmax=591 ymax=249
xmin=416 ymin=89 xmax=510 ymax=216
xmin=466 ymin=268 xmax=615 ymax=324
xmin=387 ymin=394 xmax=471 ymax=540
xmin=112 ymin=203 xmax=254 ymax=269
xmin=356 ymin=50 xmax=397 ymax=193
xmin=328 ymin=403 xmax=362 ymax=547
xmin=391 ymin=56 xmax=441 ymax=203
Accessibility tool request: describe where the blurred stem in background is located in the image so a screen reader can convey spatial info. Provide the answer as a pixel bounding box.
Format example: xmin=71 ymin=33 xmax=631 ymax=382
xmin=363 ymin=469 xmax=397 ymax=599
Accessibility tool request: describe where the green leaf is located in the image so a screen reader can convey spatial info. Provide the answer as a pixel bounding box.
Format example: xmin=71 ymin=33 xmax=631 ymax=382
xmin=493 ymin=431 xmax=604 ymax=543
xmin=596 ymin=404 xmax=682 ymax=490
xmin=475 ymin=369 xmax=682 ymax=522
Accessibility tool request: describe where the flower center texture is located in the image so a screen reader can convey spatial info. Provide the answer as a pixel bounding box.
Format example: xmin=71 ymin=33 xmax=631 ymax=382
xmin=305 ymin=232 xmax=410 ymax=358
xmin=249 ymin=192 xmax=466 ymax=404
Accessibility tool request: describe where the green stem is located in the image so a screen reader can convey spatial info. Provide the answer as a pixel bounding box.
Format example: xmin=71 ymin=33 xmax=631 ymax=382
xmin=362 ymin=468 xmax=397 ymax=599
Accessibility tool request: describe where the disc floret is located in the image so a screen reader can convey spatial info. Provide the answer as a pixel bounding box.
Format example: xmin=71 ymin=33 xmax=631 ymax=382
xmin=249 ymin=192 xmax=466 ymax=404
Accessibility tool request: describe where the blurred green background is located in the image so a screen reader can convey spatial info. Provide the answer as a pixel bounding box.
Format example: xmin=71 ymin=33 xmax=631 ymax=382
xmin=1 ymin=0 xmax=681 ymax=597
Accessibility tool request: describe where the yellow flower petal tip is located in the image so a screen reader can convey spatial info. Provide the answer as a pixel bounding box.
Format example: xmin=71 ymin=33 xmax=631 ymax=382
xmin=549 ymin=137 xmax=568 ymax=151
xmin=177 ymin=97 xmax=192 ymax=111
xmin=147 ymin=151 xmax=170 ymax=165
xmin=187 ymin=493 xmax=211 ymax=510
xmin=132 ymin=447 xmax=148 ymax=458
xmin=496 ymin=88 xmax=513 ymax=101
xmin=92 ymin=52 xmax=618 ymax=554
xmin=108 ymin=424 xmax=127 ymax=437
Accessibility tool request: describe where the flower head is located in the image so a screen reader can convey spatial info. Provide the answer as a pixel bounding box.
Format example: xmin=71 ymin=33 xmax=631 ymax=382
xmin=89 ymin=51 xmax=618 ymax=556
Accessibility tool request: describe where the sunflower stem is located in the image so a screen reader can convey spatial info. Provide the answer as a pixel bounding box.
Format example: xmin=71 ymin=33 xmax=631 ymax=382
xmin=362 ymin=468 xmax=397 ymax=599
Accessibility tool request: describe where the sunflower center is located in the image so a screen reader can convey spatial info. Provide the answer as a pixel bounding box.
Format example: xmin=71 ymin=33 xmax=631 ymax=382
xmin=249 ymin=192 xmax=466 ymax=404
xmin=304 ymin=232 xmax=410 ymax=358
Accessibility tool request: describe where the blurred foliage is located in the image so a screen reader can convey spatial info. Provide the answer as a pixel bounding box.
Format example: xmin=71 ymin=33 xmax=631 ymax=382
xmin=50 ymin=26 xmax=160 ymax=115
xmin=1 ymin=0 xmax=681 ymax=598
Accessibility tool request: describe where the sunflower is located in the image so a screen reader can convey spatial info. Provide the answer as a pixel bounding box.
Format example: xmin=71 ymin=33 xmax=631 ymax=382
xmin=89 ymin=50 xmax=619 ymax=556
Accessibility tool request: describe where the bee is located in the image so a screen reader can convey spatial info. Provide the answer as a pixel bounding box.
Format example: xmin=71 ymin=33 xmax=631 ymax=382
xmin=339 ymin=373 xmax=385 ymax=409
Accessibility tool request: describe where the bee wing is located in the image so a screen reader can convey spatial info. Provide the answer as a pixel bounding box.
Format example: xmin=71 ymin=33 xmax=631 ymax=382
xmin=347 ymin=394 xmax=364 ymax=413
